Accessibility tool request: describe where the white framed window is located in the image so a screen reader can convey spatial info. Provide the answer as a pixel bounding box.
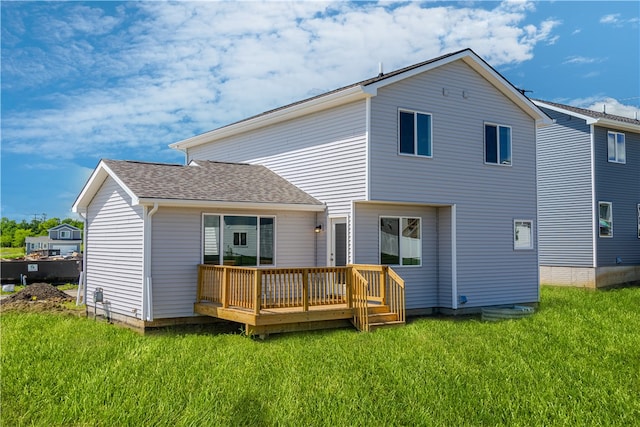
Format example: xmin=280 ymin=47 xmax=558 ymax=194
xmin=514 ymin=220 xmax=533 ymax=250
xmin=59 ymin=230 xmax=71 ymax=239
xmin=203 ymin=214 xmax=275 ymax=266
xmin=380 ymin=216 xmax=421 ymax=266
xmin=607 ymin=131 xmax=625 ymax=163
xmin=598 ymin=202 xmax=613 ymax=238
xmin=399 ymin=109 xmax=432 ymax=157
xmin=485 ymin=123 xmax=512 ymax=165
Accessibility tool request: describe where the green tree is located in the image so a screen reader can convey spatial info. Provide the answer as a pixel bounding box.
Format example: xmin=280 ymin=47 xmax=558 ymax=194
xmin=12 ymin=229 xmax=33 ymax=248
xmin=37 ymin=218 xmax=61 ymax=236
xmin=1 ymin=217 xmax=17 ymax=247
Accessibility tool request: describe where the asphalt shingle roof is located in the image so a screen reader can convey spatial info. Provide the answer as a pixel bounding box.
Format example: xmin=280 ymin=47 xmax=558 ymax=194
xmin=102 ymin=159 xmax=323 ymax=206
xmin=534 ymin=99 xmax=640 ymax=126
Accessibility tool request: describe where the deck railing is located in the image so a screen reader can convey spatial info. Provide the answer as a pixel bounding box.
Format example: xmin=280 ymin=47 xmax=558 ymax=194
xmin=196 ymin=264 xmax=404 ymax=330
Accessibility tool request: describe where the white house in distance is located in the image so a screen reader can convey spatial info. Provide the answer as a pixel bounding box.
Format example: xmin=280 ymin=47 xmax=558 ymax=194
xmin=25 ymin=224 xmax=82 ymax=256
xmin=73 ymin=49 xmax=551 ymax=330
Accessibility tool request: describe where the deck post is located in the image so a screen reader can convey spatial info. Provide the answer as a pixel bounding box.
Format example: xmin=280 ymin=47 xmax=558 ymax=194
xmin=302 ymin=269 xmax=309 ymax=312
xmin=222 ymin=266 xmax=229 ymax=308
xmin=253 ymin=269 xmax=261 ymax=315
xmin=380 ymin=266 xmax=387 ymax=305
xmin=196 ymin=265 xmax=203 ymax=302
xmin=346 ymin=266 xmax=352 ymax=308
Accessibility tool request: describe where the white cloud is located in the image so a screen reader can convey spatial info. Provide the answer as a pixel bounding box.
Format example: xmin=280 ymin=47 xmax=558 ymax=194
xmin=569 ymin=97 xmax=640 ymax=119
xmin=563 ymin=56 xmax=606 ymax=65
xmin=600 ymin=14 xmax=620 ymax=24
xmin=2 ymin=0 xmax=561 ymax=160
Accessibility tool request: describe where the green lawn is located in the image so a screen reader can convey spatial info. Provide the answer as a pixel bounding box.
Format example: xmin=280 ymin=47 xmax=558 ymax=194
xmin=2 ymin=286 xmax=639 ymax=426
xmin=0 ymin=246 xmax=24 ymax=259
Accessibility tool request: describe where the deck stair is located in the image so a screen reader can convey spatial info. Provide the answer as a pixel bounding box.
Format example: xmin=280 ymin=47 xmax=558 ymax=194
xmin=367 ymin=305 xmax=405 ymax=331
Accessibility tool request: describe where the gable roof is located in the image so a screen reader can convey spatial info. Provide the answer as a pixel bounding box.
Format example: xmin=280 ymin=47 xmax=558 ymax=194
xmin=171 ymin=48 xmax=551 ymax=151
xmin=49 ymin=224 xmax=81 ymax=232
xmin=533 ymin=99 xmax=640 ymax=133
xmin=72 ymin=159 xmax=325 ymax=213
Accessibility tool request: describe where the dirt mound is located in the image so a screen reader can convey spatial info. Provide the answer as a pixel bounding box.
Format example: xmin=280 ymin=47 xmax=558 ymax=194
xmin=1 ymin=282 xmax=73 ymax=305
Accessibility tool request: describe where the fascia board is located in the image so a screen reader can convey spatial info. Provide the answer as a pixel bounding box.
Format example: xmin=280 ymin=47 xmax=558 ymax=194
xmin=533 ymin=101 xmax=596 ymax=123
xmin=593 ymin=119 xmax=640 ymax=133
xmin=137 ymin=198 xmax=326 ymax=212
xmin=366 ymin=50 xmax=552 ymax=126
xmin=534 ymin=101 xmax=640 ymax=133
xmin=72 ymin=161 xmax=139 ymax=212
xmin=170 ymin=86 xmax=369 ymax=151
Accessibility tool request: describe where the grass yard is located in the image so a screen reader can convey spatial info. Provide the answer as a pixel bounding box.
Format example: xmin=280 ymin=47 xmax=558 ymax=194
xmin=0 ymin=246 xmax=25 ymax=259
xmin=2 ymin=286 xmax=639 ymax=426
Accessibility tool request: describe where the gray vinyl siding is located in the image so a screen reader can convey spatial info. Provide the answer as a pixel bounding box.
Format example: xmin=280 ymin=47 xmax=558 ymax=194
xmin=187 ymin=100 xmax=367 ymax=217
xmin=437 ymin=206 xmax=453 ymax=307
xmin=86 ymin=177 xmax=144 ymax=317
xmin=594 ymin=126 xmax=640 ymax=266
xmin=536 ymin=108 xmax=595 ymax=266
xmin=353 ymin=203 xmax=438 ymax=309
xmin=368 ymin=60 xmax=539 ymax=307
xmin=150 ymin=207 xmax=318 ymax=319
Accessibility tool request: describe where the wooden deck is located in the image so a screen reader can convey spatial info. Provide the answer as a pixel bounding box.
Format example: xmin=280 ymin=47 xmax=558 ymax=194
xmin=194 ymin=264 xmax=405 ymax=335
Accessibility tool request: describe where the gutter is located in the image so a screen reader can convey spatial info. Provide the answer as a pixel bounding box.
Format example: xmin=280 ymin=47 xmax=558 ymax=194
xmin=142 ymin=203 xmax=159 ymax=322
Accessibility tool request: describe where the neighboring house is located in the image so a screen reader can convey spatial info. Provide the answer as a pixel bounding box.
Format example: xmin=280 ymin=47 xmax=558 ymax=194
xmin=74 ymin=49 xmax=551 ymax=329
xmin=25 ymin=224 xmax=82 ymax=256
xmin=533 ymin=100 xmax=640 ymax=288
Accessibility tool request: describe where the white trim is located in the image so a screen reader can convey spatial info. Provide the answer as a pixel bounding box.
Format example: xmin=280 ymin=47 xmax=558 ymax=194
xmin=138 ymin=198 xmax=325 ymax=212
xmin=598 ymin=201 xmax=613 ymax=239
xmin=606 ymin=130 xmax=626 ymax=164
xmin=451 ymin=204 xmax=457 ymax=310
xmin=590 ymin=124 xmax=597 ymax=267
xmin=327 ymin=216 xmax=348 ymax=266
xmin=483 ymin=122 xmax=513 ymax=166
xmin=365 ymin=97 xmax=371 ymax=201
xmin=533 ymin=100 xmax=640 ymax=133
xmin=201 ymin=213 xmax=276 ymax=267
xmin=513 ymin=219 xmax=534 ymax=250
xmin=170 ymin=86 xmax=370 ymax=150
xmin=73 ymin=161 xmax=139 ymax=212
xmin=142 ymin=202 xmax=158 ymax=322
xmin=398 ymin=108 xmax=433 ymax=158
xmin=170 ymin=50 xmax=551 ymax=153
xmin=378 ymin=215 xmax=422 ymax=268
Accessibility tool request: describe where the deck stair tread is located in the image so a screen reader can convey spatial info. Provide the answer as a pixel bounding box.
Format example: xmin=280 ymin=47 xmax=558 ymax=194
xmin=369 ymin=320 xmax=405 ymax=331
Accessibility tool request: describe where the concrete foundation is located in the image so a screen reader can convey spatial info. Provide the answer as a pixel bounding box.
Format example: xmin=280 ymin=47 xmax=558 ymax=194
xmin=540 ymin=265 xmax=640 ymax=289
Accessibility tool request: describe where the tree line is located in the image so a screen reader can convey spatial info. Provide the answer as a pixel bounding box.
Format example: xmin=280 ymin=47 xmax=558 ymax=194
xmin=1 ymin=216 xmax=83 ymax=248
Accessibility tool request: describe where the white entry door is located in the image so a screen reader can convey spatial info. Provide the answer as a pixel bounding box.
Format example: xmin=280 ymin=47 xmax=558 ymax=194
xmin=329 ymin=217 xmax=347 ymax=266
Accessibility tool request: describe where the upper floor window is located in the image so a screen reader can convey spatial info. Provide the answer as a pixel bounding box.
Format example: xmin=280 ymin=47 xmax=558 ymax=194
xmin=485 ymin=123 xmax=511 ymax=165
xmin=59 ymin=230 xmax=71 ymax=239
xmin=607 ymin=131 xmax=625 ymax=163
xmin=399 ymin=110 xmax=432 ymax=157
xmin=598 ymin=202 xmax=612 ymax=238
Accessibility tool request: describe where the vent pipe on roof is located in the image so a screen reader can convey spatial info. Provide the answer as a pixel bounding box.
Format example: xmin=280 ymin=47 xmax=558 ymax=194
xmin=378 ymin=62 xmax=384 ymax=77
xmin=603 ymin=104 xmax=606 ymax=114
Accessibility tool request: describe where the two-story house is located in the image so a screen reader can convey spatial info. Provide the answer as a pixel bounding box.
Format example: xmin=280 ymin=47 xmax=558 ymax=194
xmin=73 ymin=49 xmax=551 ymax=330
xmin=25 ymin=224 xmax=82 ymax=256
xmin=534 ymin=100 xmax=640 ymax=288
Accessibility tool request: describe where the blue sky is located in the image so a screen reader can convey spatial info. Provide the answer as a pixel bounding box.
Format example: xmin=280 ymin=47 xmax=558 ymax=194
xmin=2 ymin=1 xmax=639 ymax=221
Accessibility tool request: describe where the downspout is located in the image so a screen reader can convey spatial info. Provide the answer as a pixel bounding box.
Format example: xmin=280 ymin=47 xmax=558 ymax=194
xmin=142 ymin=203 xmax=159 ymax=322
xmin=451 ymin=204 xmax=458 ymax=310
